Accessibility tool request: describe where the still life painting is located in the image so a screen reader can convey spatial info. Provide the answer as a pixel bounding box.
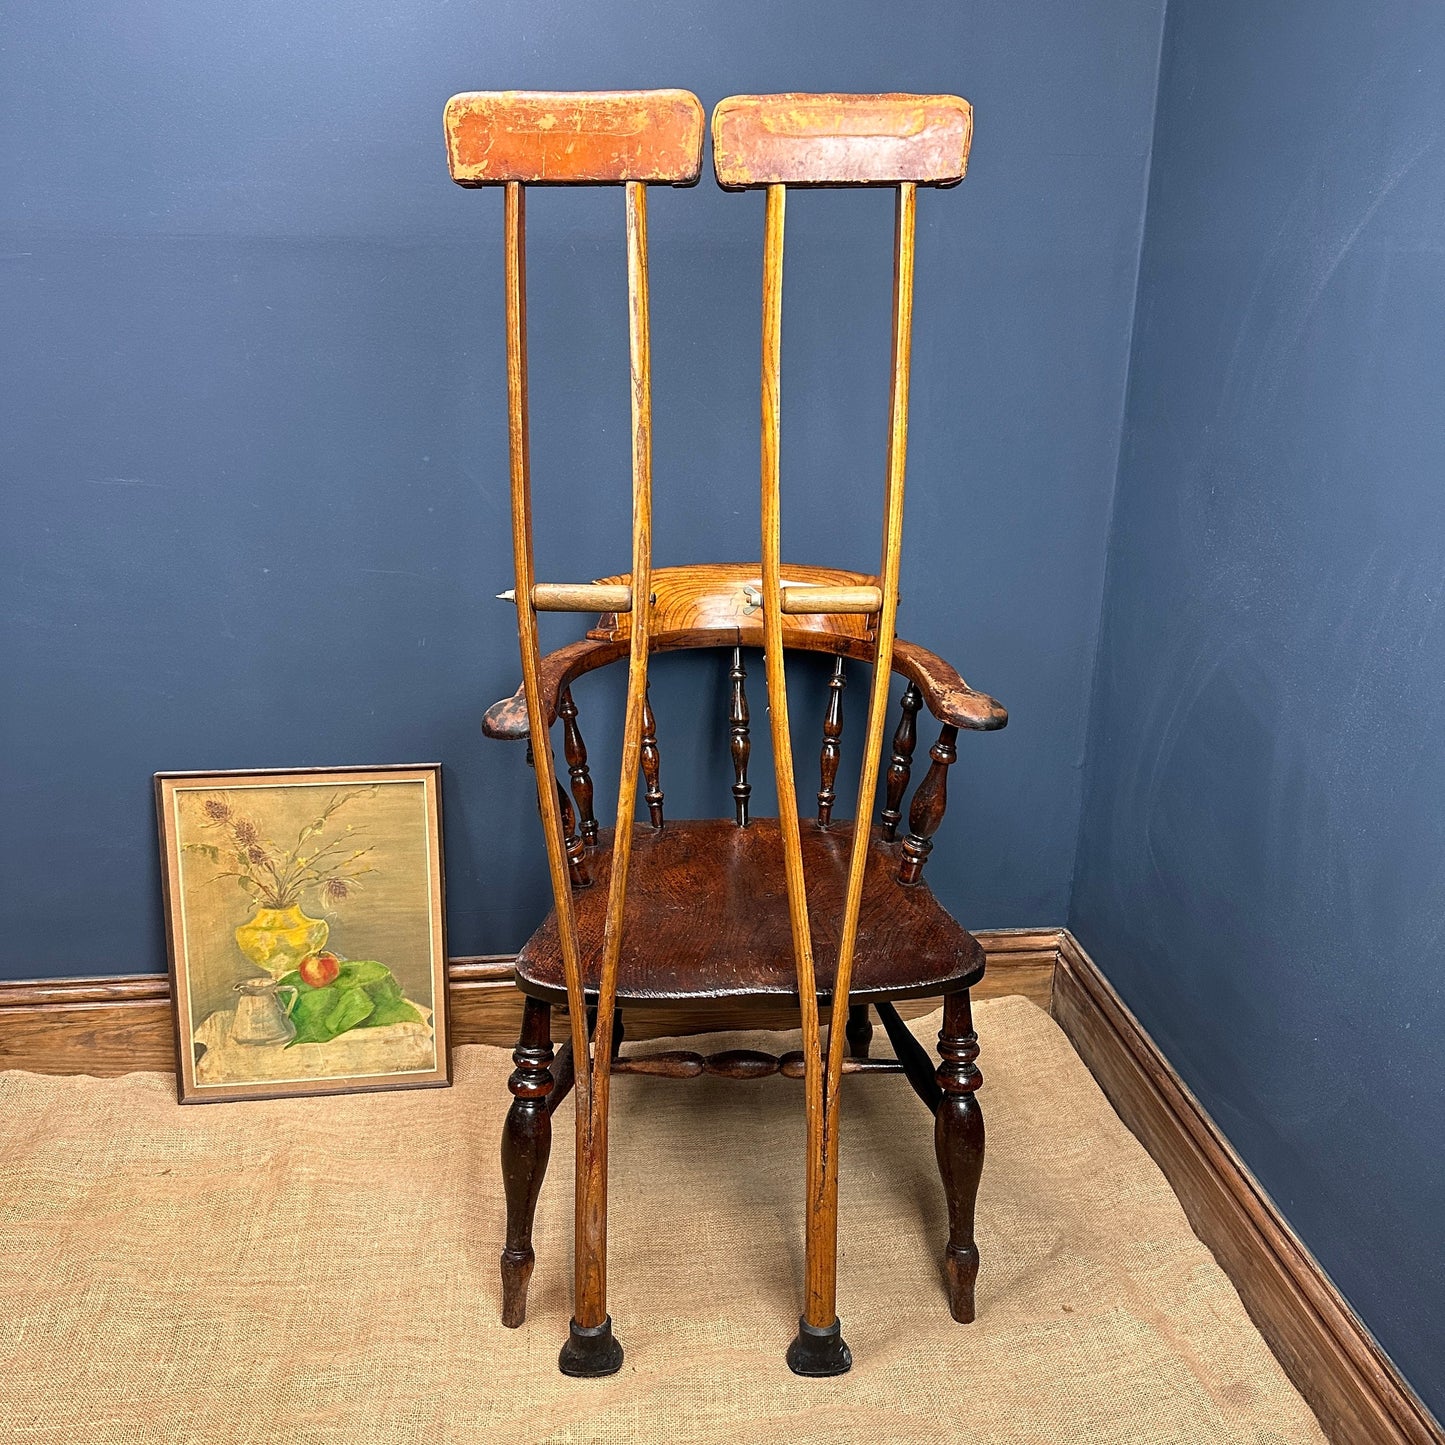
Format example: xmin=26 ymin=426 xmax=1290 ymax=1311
xmin=156 ymin=765 xmax=450 ymax=1103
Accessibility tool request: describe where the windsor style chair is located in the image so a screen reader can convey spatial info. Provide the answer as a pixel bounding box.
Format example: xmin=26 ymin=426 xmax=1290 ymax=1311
xmin=447 ymin=90 xmax=1006 ymax=1379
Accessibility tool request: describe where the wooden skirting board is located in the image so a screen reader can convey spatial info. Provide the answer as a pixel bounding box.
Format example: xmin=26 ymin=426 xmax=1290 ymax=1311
xmin=1049 ymin=933 xmax=1441 ymax=1445
xmin=0 ymin=927 xmax=1059 ymax=1077
xmin=0 ymin=927 xmax=1435 ymax=1445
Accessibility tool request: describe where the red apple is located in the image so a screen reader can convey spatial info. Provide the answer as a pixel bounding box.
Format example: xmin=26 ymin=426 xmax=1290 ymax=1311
xmin=299 ymin=951 xmax=342 ymax=988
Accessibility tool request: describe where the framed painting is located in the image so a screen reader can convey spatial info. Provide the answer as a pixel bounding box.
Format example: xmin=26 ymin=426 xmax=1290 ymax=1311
xmin=156 ymin=765 xmax=450 ymax=1103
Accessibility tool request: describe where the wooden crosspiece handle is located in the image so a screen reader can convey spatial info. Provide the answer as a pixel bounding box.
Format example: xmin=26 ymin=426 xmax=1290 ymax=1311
xmin=741 ymin=582 xmax=882 ymax=615
xmin=498 ymin=584 xmax=635 ymax=613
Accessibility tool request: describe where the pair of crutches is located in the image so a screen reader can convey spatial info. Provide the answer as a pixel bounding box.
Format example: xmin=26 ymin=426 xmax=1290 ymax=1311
xmin=445 ymin=89 xmax=973 ymax=1376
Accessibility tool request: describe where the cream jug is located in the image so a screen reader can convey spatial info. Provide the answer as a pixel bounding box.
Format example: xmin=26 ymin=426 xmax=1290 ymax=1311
xmin=231 ymin=977 xmax=299 ymax=1046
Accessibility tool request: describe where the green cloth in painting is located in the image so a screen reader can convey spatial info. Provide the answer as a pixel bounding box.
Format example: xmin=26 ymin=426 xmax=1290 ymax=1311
xmin=277 ymin=961 xmax=422 ymax=1047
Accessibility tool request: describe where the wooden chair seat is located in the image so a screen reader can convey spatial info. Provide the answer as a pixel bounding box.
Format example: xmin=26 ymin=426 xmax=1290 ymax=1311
xmin=515 ymin=819 xmax=986 ymax=1007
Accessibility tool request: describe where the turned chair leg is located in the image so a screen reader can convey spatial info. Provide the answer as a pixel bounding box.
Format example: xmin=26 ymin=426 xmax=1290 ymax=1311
xmin=935 ymin=988 xmax=984 ymax=1323
xmin=845 ymin=1001 xmax=873 ymax=1059
xmin=500 ymin=996 xmax=554 ymax=1328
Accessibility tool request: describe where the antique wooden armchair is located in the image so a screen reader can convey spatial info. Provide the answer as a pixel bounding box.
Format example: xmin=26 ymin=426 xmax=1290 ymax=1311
xmin=446 ymin=89 xmax=1005 ymax=1378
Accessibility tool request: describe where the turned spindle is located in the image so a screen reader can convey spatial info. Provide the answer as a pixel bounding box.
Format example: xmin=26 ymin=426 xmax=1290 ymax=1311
xmin=817 ymin=655 xmax=847 ymax=826
xmin=845 ymin=1002 xmax=873 ymax=1059
xmin=640 ymin=686 xmax=664 ymax=827
xmin=558 ymin=686 xmax=598 ymax=847
xmin=730 ymin=647 xmax=752 ymax=826
xmin=526 ymin=742 xmax=590 ymax=888
xmin=611 ymin=1047 xmax=783 ymax=1080
xmin=935 ymin=989 xmax=984 ymax=1323
xmin=898 ymin=723 xmax=957 ymax=885
xmin=546 ymin=1040 xmax=576 ymax=1116
xmin=880 ymin=682 xmax=922 ymax=841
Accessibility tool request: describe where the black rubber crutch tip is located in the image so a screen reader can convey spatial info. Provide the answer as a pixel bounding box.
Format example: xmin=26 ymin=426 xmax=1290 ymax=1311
xmin=785 ymin=1315 xmax=853 ymax=1376
xmin=558 ymin=1316 xmax=625 ymax=1377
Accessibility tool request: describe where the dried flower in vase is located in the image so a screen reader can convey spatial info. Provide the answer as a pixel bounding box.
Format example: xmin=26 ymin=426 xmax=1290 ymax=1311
xmin=183 ymin=785 xmax=379 ymax=911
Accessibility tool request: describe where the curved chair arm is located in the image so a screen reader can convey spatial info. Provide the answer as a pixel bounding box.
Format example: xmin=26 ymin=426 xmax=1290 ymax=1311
xmin=891 ymin=638 xmax=1007 ymax=731
xmin=484 ymin=636 xmax=627 ymax=739
xmin=483 ymin=630 xmax=1005 ymax=740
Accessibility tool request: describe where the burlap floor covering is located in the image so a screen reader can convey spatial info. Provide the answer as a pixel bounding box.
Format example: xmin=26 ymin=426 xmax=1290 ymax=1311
xmin=0 ymin=996 xmax=1325 ymax=1444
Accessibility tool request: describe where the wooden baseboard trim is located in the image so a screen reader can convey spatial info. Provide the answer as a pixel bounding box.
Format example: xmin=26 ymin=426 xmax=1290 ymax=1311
xmin=0 ymin=927 xmax=1057 ymax=1078
xmin=2 ymin=925 xmax=1433 ymax=1443
xmin=1051 ymin=930 xmax=1442 ymax=1445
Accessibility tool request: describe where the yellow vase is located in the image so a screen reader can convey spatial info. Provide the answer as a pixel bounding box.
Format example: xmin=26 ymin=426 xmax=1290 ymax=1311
xmin=234 ymin=905 xmax=329 ymax=980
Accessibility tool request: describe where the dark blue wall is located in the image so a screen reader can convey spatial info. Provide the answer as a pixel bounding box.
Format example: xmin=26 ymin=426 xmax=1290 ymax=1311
xmin=1072 ymin=0 xmax=1445 ymax=1417
xmin=0 ymin=0 xmax=1165 ymax=973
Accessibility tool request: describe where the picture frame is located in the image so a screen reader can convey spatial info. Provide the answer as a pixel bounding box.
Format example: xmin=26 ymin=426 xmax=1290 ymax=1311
xmin=156 ymin=765 xmax=451 ymax=1104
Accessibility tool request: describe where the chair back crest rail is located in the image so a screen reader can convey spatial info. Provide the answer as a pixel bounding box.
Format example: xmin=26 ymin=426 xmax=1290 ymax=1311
xmin=482 ymin=563 xmax=1006 ymax=735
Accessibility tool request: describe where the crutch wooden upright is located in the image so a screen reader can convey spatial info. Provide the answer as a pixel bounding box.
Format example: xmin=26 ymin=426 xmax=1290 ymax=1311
xmin=713 ymin=91 xmax=975 ymax=1375
xmin=444 ymin=88 xmax=705 ymax=1377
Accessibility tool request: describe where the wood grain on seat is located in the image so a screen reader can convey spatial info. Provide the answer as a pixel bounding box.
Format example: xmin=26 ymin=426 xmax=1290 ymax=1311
xmin=515 ymin=819 xmax=986 ymax=1006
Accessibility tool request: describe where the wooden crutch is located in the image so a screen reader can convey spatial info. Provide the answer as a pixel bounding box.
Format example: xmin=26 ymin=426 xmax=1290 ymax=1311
xmin=713 ymin=92 xmax=974 ymax=1375
xmin=445 ymin=88 xmax=705 ymax=1377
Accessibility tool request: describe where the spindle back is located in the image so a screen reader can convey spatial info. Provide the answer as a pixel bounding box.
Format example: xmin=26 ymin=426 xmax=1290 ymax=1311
xmin=515 ymin=563 xmax=999 ymax=880
xmin=584 ymin=560 xmax=877 ymax=827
